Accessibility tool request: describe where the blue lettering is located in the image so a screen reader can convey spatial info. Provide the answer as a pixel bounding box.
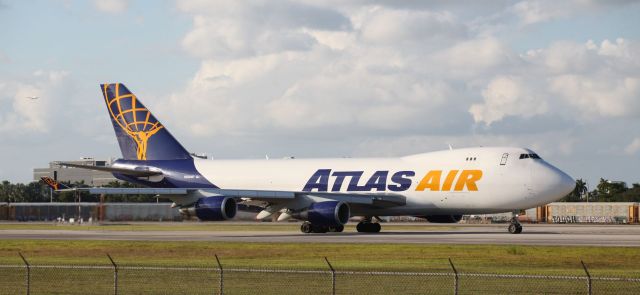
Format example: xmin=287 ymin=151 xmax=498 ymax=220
xmin=303 ymin=169 xmax=331 ymax=192
xmin=346 ymin=171 xmax=365 ymax=191
xmin=304 ymin=169 xmax=416 ymax=192
xmin=388 ymin=171 xmax=415 ymax=192
xmin=364 ymin=171 xmax=388 ymax=191
xmin=331 ymin=171 xmax=362 ymax=192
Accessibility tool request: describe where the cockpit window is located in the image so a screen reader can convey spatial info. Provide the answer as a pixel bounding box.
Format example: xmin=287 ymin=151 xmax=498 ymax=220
xmin=519 ymin=153 xmax=541 ymax=159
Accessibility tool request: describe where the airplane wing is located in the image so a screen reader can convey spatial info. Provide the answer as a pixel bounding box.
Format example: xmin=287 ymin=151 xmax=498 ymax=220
xmin=55 ymin=162 xmax=162 ymax=177
xmin=60 ymin=187 xmax=406 ymax=208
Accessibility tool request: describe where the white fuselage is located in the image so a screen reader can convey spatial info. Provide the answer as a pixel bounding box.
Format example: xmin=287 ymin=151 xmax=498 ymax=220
xmin=193 ymin=147 xmax=574 ymax=216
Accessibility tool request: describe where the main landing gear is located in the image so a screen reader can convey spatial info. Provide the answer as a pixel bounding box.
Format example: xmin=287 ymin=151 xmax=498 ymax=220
xmin=356 ymin=217 xmax=381 ymax=233
xmin=508 ymin=215 xmax=523 ymax=234
xmin=300 ymin=222 xmax=344 ymax=234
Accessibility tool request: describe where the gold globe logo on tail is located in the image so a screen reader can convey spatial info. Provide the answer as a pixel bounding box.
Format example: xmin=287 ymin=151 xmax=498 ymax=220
xmin=103 ymin=83 xmax=164 ymax=160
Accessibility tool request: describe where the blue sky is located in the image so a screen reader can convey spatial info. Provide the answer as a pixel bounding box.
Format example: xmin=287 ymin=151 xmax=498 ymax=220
xmin=1 ymin=0 xmax=639 ymax=191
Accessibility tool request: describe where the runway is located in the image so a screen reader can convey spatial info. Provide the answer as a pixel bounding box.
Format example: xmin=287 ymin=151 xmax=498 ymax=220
xmin=2 ymin=224 xmax=640 ymax=246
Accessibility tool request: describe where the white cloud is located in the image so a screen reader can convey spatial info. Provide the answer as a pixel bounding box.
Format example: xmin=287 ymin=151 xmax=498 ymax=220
xmin=94 ymin=0 xmax=128 ymax=14
xmin=169 ymin=2 xmax=640 ymax=139
xmin=359 ymin=8 xmax=467 ymax=46
xmin=179 ymin=1 xmax=350 ymax=59
xmin=0 ymin=70 xmax=70 ymax=134
xmin=510 ymin=0 xmax=638 ymax=26
xmin=167 ymin=2 xmax=473 ymax=138
xmin=625 ymin=138 xmax=640 ymax=155
xmin=431 ymin=37 xmax=515 ymax=79
xmin=472 ymin=38 xmax=640 ymax=123
xmin=551 ymin=75 xmax=640 ymax=118
xmin=542 ymin=41 xmax=596 ymax=74
xmin=512 ymin=0 xmax=571 ymax=25
xmin=469 ymin=76 xmax=547 ymax=125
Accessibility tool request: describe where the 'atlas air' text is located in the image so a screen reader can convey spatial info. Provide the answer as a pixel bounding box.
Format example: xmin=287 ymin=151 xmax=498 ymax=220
xmin=302 ymin=169 xmax=482 ymax=192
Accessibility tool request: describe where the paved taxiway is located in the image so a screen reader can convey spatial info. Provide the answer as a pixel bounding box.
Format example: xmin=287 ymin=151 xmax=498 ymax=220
xmin=2 ymin=224 xmax=640 ymax=246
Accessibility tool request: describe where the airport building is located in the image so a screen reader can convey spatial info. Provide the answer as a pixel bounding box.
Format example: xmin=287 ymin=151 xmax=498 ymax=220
xmin=33 ymin=158 xmax=118 ymax=186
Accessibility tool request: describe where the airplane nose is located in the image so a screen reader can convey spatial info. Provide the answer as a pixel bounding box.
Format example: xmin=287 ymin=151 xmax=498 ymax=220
xmin=533 ymin=164 xmax=575 ymax=202
xmin=557 ymin=170 xmax=575 ymax=197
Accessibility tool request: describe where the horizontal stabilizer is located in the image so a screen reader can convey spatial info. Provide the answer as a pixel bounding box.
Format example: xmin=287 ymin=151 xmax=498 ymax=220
xmin=40 ymin=176 xmax=72 ymax=191
xmin=55 ymin=162 xmax=162 ymax=177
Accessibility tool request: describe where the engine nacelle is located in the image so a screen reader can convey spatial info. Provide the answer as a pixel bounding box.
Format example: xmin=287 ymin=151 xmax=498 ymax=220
xmin=421 ymin=215 xmax=463 ymax=223
xmin=293 ymin=201 xmax=350 ymax=226
xmin=180 ymin=196 xmax=237 ymax=221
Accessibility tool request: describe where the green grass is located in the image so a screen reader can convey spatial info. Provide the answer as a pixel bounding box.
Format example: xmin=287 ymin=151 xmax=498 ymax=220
xmin=1 ymin=240 xmax=639 ymax=294
xmin=0 ymin=240 xmax=638 ymax=276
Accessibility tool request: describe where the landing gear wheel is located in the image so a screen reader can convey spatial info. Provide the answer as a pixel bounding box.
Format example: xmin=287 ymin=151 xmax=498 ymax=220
xmin=508 ymin=223 xmax=521 ymax=234
xmin=372 ymin=223 xmax=381 ymax=233
xmin=356 ymin=221 xmax=382 ymax=233
xmin=301 ymin=222 xmax=312 ymax=233
xmin=508 ymin=216 xmax=523 ymax=234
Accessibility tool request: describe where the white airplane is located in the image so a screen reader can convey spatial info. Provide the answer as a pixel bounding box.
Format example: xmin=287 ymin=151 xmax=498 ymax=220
xmin=25 ymin=96 xmax=39 ymax=100
xmin=58 ymin=83 xmax=575 ymax=234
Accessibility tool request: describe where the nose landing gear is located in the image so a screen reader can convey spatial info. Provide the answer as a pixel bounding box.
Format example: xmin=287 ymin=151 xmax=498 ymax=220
xmin=508 ymin=215 xmax=523 ymax=234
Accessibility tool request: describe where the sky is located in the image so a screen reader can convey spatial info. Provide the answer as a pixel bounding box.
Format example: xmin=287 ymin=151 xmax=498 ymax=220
xmin=0 ymin=0 xmax=639 ymax=189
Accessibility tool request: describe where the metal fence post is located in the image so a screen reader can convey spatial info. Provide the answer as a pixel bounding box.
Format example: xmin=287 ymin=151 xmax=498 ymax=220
xmin=107 ymin=253 xmax=118 ymax=295
xmin=581 ymin=260 xmax=592 ymax=295
xmin=18 ymin=252 xmax=30 ymax=295
xmin=324 ymin=257 xmax=336 ymax=295
xmin=215 ymin=254 xmax=224 ymax=295
xmin=448 ymin=258 xmax=458 ymax=295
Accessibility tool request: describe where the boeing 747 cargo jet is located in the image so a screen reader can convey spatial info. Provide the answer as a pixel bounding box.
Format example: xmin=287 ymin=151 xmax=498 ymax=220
xmin=58 ymin=83 xmax=575 ymax=234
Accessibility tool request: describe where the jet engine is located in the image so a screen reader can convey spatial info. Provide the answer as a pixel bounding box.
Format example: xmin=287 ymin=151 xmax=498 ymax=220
xmin=293 ymin=201 xmax=350 ymax=226
xmin=180 ymin=196 xmax=237 ymax=221
xmin=420 ymin=215 xmax=463 ymax=223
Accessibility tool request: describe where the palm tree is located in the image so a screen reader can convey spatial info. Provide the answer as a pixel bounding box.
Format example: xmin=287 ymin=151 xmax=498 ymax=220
xmin=574 ymin=179 xmax=588 ymax=202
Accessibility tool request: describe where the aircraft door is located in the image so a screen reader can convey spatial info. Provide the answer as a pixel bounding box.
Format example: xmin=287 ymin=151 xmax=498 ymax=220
xmin=500 ymin=153 xmax=509 ymax=166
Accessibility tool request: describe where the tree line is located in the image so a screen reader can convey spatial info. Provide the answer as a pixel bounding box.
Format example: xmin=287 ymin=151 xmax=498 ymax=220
xmin=0 ymin=180 xmax=169 ymax=203
xmin=561 ymin=178 xmax=640 ymax=202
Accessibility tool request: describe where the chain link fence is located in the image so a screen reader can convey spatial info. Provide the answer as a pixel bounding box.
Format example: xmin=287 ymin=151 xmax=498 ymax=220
xmin=1 ymin=253 xmax=639 ymax=294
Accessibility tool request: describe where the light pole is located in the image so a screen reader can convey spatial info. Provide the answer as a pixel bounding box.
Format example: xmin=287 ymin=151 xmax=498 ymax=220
xmin=584 ymin=183 xmax=590 ymax=203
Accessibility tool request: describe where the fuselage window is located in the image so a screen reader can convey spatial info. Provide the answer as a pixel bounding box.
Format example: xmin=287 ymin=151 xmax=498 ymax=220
xmin=520 ymin=153 xmax=541 ymax=160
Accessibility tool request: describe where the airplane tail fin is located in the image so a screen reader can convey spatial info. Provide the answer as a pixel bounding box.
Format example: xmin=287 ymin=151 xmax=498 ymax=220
xmin=41 ymin=176 xmax=69 ymax=191
xmin=100 ymin=83 xmax=191 ymax=161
